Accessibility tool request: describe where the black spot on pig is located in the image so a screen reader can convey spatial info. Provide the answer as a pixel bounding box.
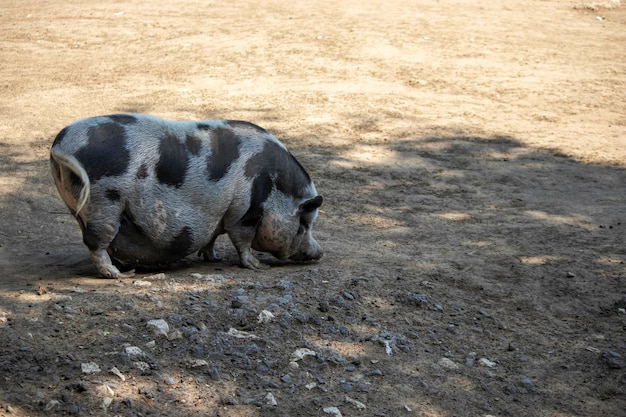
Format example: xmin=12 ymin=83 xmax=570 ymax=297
xmin=111 ymin=220 xmax=195 ymax=267
xmin=226 ymin=120 xmax=268 ymax=134
xmin=108 ymin=114 xmax=138 ymax=125
xmin=109 ymin=212 xmax=156 ymax=265
xmin=156 ymin=133 xmax=189 ymax=187
xmin=106 ymin=189 xmax=121 ymax=201
xmin=245 ymin=140 xmax=311 ymax=199
xmin=185 ymin=134 xmax=202 ymax=156
xmin=76 ymin=122 xmax=130 ymax=182
xmin=206 ymin=128 xmax=240 ymax=181
xmin=275 ymin=152 xmax=311 ymax=198
xmin=136 ymin=164 xmax=148 ymax=180
xmin=168 ymin=226 xmax=193 ymax=255
xmin=240 ymin=173 xmax=273 ymax=227
xmin=51 ymin=126 xmax=69 ymax=147
xmin=82 ymin=224 xmax=104 ymax=251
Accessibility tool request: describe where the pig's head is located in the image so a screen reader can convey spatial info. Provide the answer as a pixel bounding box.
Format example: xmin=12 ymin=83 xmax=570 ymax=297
xmin=252 ymin=194 xmax=323 ymax=263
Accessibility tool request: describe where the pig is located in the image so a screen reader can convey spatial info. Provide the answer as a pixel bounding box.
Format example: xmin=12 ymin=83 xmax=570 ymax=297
xmin=50 ymin=114 xmax=323 ymax=278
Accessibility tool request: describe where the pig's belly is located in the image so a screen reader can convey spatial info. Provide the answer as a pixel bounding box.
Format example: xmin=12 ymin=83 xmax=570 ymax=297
xmin=108 ymin=212 xmax=198 ymax=267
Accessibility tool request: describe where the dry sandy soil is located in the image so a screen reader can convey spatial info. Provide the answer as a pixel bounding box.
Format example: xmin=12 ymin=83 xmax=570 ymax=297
xmin=1 ymin=0 xmax=625 ymax=416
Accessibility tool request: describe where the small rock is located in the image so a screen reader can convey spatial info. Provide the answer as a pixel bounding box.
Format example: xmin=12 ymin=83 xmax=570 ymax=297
xmin=45 ymin=400 xmax=61 ymax=411
xmin=292 ymin=310 xmax=309 ymax=323
xmin=345 ymin=396 xmax=366 ymax=410
xmin=479 ymin=358 xmax=497 ymax=368
xmin=133 ymin=280 xmax=152 ymax=287
xmin=121 ymin=323 xmax=135 ymax=331
xmin=329 ymin=295 xmax=348 ymax=308
xmin=503 ymin=385 xmax=519 ymax=394
xmin=382 ymin=340 xmax=393 ymax=355
xmin=125 ymin=346 xmax=144 ymax=358
xmin=134 ymin=361 xmax=150 ymax=372
xmin=519 ymin=376 xmax=534 ymax=388
xmin=81 ymin=362 xmax=101 ymax=374
xmin=323 ymin=406 xmax=343 ymax=417
xmin=139 ymin=386 xmax=156 ymax=399
xmin=0 ymin=313 xmax=8 ymax=328
xmin=399 ymin=292 xmax=429 ymax=306
xmin=265 ymin=392 xmax=277 ymax=406
xmin=167 ymin=329 xmax=183 ymax=340
xmin=64 ymin=306 xmax=79 ymax=314
xmin=110 ymin=366 xmax=126 ymax=381
xmin=147 ymin=319 xmax=169 ymax=337
xmin=603 ymin=351 xmax=625 ymax=369
xmin=275 ymin=279 xmax=293 ymax=290
xmin=227 ymin=328 xmax=259 ymax=339
xmin=291 ymin=348 xmax=317 ymax=362
xmin=438 ymin=358 xmax=460 ymax=370
xmin=189 ymin=359 xmax=209 ymax=368
xmin=207 ymin=367 xmax=221 ymax=381
xmin=95 ymin=383 xmax=115 ymax=397
xmin=356 ymin=382 xmax=371 ymax=392
xmin=257 ymin=310 xmax=275 ymax=323
xmin=101 ymin=397 xmax=113 ymax=410
xmin=277 ymin=294 xmax=293 ymax=305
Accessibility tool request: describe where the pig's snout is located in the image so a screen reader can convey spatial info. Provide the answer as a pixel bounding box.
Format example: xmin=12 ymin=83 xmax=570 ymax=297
xmin=290 ymin=239 xmax=323 ymax=262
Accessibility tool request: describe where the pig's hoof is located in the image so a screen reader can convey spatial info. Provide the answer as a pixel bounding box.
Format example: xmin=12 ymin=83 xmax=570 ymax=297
xmin=117 ymin=269 xmax=136 ymax=278
xmin=100 ymin=268 xmax=135 ymax=279
xmin=201 ymin=249 xmax=222 ymax=262
xmin=240 ymin=252 xmax=269 ymax=270
xmin=253 ymin=263 xmax=270 ymax=271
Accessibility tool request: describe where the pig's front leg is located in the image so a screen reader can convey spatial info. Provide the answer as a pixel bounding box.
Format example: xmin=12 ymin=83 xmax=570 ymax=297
xmin=239 ymin=249 xmax=269 ymax=270
xmin=227 ymin=227 xmax=269 ymax=270
xmin=90 ymin=249 xmax=135 ymax=279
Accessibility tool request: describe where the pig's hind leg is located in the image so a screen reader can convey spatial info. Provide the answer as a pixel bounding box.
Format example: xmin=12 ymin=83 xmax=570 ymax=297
xmin=199 ymin=235 xmax=222 ymax=262
xmin=89 ymin=248 xmax=135 ymax=279
xmin=199 ymin=224 xmax=225 ymax=263
xmin=82 ymin=205 xmax=135 ymax=278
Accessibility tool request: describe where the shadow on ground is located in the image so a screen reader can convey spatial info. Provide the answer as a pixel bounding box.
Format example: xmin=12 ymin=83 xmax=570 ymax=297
xmin=0 ymin=128 xmax=625 ymax=416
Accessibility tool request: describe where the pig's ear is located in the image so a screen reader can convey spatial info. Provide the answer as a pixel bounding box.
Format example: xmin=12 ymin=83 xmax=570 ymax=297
xmin=299 ymin=195 xmax=323 ymax=213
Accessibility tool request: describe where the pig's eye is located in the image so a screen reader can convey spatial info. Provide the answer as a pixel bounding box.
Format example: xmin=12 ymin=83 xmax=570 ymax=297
xmin=298 ymin=218 xmax=308 ymax=235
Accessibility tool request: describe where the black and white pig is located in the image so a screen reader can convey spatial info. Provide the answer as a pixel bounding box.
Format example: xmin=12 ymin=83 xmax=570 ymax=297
xmin=50 ymin=114 xmax=323 ymax=278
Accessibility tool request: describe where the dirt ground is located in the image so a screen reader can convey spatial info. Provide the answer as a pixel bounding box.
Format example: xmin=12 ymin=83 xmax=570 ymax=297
xmin=1 ymin=0 xmax=625 ymax=416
